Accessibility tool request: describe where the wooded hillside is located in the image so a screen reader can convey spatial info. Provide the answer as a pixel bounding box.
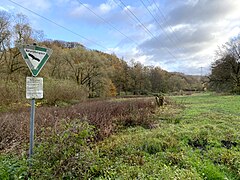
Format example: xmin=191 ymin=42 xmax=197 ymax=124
xmin=0 ymin=11 xmax=202 ymax=107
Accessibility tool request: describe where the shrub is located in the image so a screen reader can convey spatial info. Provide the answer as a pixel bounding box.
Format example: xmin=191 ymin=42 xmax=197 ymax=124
xmin=64 ymin=98 xmax=156 ymax=139
xmin=0 ymin=79 xmax=25 ymax=106
xmin=30 ymin=120 xmax=96 ymax=179
xmin=44 ymin=78 xmax=88 ymax=105
xmin=0 ymin=155 xmax=28 ymax=180
xmin=140 ymin=138 xmax=162 ymax=154
xmin=0 ymin=98 xmax=157 ymax=152
xmin=200 ymin=161 xmax=226 ymax=180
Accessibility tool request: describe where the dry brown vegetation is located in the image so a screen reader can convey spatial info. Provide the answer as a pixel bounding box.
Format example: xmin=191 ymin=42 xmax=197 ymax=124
xmin=0 ymin=98 xmax=156 ymax=153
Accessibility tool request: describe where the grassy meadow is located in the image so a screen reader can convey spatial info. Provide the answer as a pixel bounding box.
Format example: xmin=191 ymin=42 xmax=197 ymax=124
xmin=0 ymin=93 xmax=239 ymax=179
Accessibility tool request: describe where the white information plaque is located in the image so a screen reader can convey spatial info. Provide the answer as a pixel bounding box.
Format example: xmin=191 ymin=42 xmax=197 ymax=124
xmin=26 ymin=77 xmax=43 ymax=99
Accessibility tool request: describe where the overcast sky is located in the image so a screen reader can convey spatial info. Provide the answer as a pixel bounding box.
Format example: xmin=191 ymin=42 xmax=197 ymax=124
xmin=1 ymin=0 xmax=240 ymax=75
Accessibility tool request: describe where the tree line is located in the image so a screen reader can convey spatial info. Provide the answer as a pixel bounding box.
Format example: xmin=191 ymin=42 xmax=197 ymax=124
xmin=0 ymin=11 xmax=202 ymax=100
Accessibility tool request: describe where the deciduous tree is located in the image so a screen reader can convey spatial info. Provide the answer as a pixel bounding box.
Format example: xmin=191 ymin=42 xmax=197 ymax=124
xmin=209 ymin=36 xmax=240 ymax=93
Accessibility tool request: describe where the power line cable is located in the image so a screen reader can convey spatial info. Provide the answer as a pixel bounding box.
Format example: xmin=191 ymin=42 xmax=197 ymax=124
xmin=147 ymin=0 xmax=187 ymax=55
xmin=75 ymin=0 xmax=139 ymax=46
xmin=140 ymin=0 xmax=181 ymax=52
xmin=112 ymin=0 xmax=148 ymax=37
xmin=113 ymin=0 xmax=140 ymax=25
xmin=8 ymin=0 xmax=111 ymax=51
xmin=145 ymin=0 xmax=185 ymax=53
xmin=150 ymin=0 xmax=182 ymax=43
xmin=118 ymin=0 xmax=177 ymax=60
xmin=118 ymin=0 xmax=155 ymax=38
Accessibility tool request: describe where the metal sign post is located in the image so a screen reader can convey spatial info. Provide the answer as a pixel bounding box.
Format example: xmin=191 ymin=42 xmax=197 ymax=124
xmin=26 ymin=77 xmax=43 ymax=158
xmin=19 ymin=44 xmax=52 ymax=161
xmin=29 ymin=98 xmax=35 ymax=158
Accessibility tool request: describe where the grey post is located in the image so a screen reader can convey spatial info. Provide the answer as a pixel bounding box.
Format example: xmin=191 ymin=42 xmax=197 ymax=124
xmin=29 ymin=98 xmax=35 ymax=158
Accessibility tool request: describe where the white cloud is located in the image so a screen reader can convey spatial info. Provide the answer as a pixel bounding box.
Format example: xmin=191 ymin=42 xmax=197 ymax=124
xmin=99 ymin=3 xmax=111 ymax=14
xmin=17 ymin=0 xmax=51 ymax=11
xmin=99 ymin=0 xmax=116 ymax=14
xmin=0 ymin=6 xmax=8 ymax=11
xmin=70 ymin=4 xmax=89 ymax=17
xmin=136 ymin=0 xmax=240 ymax=74
xmin=0 ymin=2 xmax=16 ymax=12
xmin=70 ymin=0 xmax=117 ymax=20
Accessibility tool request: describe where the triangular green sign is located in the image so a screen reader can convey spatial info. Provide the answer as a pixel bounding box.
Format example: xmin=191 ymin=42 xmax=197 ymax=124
xmin=19 ymin=44 xmax=53 ymax=77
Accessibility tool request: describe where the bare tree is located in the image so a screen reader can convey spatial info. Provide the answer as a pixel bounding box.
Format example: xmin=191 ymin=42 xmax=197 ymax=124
xmin=13 ymin=13 xmax=33 ymax=45
xmin=0 ymin=11 xmax=11 ymax=66
xmin=3 ymin=13 xmax=33 ymax=76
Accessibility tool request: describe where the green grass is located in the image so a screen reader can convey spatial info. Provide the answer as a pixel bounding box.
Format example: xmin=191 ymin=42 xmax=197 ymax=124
xmin=91 ymin=93 xmax=240 ymax=179
xmin=1 ymin=93 xmax=240 ymax=179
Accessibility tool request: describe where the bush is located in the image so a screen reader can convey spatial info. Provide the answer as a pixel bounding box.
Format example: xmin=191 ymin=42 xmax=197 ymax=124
xmin=63 ymin=98 xmax=156 ymax=139
xmin=0 ymin=98 xmax=157 ymax=152
xmin=31 ymin=120 xmax=96 ymax=179
xmin=0 ymin=79 xmax=25 ymax=106
xmin=0 ymin=155 xmax=28 ymax=180
xmin=0 ymin=77 xmax=88 ymax=110
xmin=44 ymin=78 xmax=88 ymax=105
